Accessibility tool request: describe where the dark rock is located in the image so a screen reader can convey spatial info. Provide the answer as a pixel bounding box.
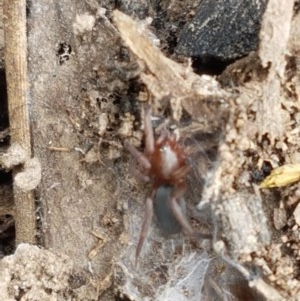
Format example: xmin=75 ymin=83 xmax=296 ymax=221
xmin=115 ymin=0 xmax=150 ymax=19
xmin=176 ymin=0 xmax=268 ymax=61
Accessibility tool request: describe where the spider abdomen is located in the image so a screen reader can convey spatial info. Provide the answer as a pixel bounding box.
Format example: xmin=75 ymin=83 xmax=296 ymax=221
xmin=154 ymin=185 xmax=186 ymax=234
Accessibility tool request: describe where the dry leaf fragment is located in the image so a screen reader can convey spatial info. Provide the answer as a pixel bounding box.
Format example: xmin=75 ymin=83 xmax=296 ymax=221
xmin=259 ymin=164 xmax=300 ymax=188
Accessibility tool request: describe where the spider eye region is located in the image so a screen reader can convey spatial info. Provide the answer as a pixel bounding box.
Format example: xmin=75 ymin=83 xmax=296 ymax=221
xmin=159 ymin=146 xmax=167 ymax=152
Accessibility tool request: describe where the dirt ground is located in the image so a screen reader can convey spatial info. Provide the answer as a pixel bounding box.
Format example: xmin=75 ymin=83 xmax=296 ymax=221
xmin=0 ymin=0 xmax=300 ymax=301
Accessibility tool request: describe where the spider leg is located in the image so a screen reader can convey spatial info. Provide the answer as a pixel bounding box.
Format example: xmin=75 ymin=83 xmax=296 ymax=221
xmin=170 ymin=185 xmax=212 ymax=239
xmin=135 ymin=196 xmax=153 ymax=266
xmin=172 ymin=165 xmax=191 ymax=181
xmin=124 ymin=141 xmax=151 ymax=170
xmin=169 ymin=195 xmax=194 ymax=236
xmin=144 ymin=105 xmax=155 ymax=155
xmin=129 ymin=163 xmax=150 ymax=182
xmin=155 ymin=129 xmax=169 ymax=146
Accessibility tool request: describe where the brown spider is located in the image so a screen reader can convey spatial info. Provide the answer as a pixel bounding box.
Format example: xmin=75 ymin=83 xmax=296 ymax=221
xmin=125 ymin=105 xmax=211 ymax=264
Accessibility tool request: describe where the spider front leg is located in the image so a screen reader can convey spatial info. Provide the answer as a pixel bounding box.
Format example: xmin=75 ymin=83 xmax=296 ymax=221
xmin=143 ymin=104 xmax=155 ymax=155
xmin=135 ymin=196 xmax=153 ymax=266
xmin=124 ymin=141 xmax=151 ymax=170
xmin=124 ymin=104 xmax=154 ymax=170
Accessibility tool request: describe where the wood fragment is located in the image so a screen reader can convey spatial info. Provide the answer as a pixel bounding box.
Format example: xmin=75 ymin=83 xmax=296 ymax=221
xmin=88 ymin=231 xmax=108 ymax=259
xmin=3 ymin=0 xmax=36 ymax=244
xmin=113 ymin=10 xmax=227 ymax=121
xmin=48 ymin=146 xmax=71 ymax=152
xmin=257 ymin=0 xmax=295 ymax=143
xmin=90 ymin=270 xmax=113 ymax=297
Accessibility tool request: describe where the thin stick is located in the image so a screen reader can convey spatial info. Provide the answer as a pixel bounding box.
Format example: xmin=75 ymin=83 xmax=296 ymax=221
xmin=4 ymin=0 xmax=36 ymax=244
xmin=48 ymin=146 xmax=70 ymax=152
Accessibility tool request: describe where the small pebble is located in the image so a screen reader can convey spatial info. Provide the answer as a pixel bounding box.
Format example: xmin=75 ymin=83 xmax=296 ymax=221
xmin=293 ymin=202 xmax=300 ymax=226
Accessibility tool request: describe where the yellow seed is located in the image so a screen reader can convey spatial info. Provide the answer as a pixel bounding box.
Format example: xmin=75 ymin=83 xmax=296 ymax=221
xmin=259 ymin=164 xmax=300 ymax=188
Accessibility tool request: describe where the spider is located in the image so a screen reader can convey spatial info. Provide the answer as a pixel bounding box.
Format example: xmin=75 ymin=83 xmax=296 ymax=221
xmin=125 ymin=105 xmax=211 ymax=264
